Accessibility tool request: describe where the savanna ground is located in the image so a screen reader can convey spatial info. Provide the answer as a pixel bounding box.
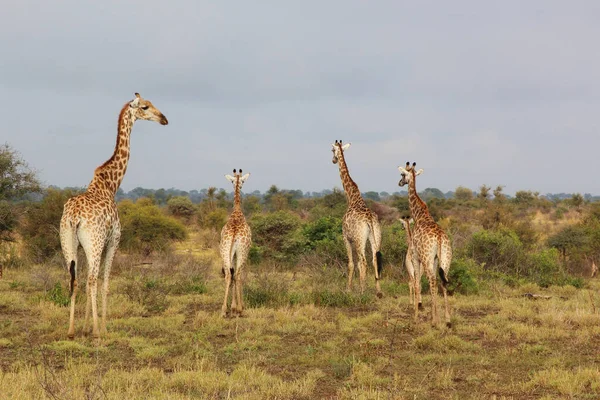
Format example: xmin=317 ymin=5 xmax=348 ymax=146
xmin=1 ymin=240 xmax=599 ymax=400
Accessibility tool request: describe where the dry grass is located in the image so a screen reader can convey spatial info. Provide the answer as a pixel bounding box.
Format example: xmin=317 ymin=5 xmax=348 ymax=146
xmin=1 ymin=251 xmax=599 ymax=399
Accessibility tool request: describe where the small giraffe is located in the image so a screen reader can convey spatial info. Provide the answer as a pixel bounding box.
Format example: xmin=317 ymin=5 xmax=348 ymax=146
xmin=399 ymin=216 xmax=419 ymax=307
xmin=331 ymin=140 xmax=383 ymax=297
xmin=398 ymin=162 xmax=452 ymax=327
xmin=219 ymin=169 xmax=252 ymax=317
xmin=60 ymin=93 xmax=168 ymax=338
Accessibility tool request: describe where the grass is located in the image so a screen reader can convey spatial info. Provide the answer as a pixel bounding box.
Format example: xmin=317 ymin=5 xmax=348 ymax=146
xmin=0 ymin=252 xmax=599 ymax=399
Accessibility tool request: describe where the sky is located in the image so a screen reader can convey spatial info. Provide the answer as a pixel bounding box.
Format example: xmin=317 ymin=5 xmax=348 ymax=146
xmin=1 ymin=1 xmax=599 ymax=195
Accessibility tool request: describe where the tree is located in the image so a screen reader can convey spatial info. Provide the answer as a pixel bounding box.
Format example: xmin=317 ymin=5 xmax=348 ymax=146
xmin=569 ymin=193 xmax=584 ymax=209
xmin=20 ymin=188 xmax=83 ymax=262
xmin=514 ymin=190 xmax=535 ymax=205
xmin=364 ymin=191 xmax=381 ymax=202
xmin=0 ymin=144 xmax=41 ymax=242
xmin=478 ymin=185 xmax=491 ymax=204
xmin=454 ymin=186 xmax=474 ymax=202
xmin=419 ymin=188 xmax=445 ymax=201
xmin=0 ymin=144 xmax=41 ymax=201
xmin=167 ymin=196 xmax=196 ymax=219
xmin=493 ymin=185 xmax=506 ymax=203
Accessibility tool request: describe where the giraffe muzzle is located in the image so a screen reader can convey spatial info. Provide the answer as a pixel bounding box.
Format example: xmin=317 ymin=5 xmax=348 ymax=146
xmin=159 ymin=114 xmax=169 ymax=125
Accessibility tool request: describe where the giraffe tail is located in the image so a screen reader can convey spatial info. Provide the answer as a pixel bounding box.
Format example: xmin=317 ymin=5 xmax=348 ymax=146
xmin=438 ymin=267 xmax=448 ymax=285
xmin=376 ymin=251 xmax=383 ymax=277
xmin=69 ymin=260 xmax=76 ymax=296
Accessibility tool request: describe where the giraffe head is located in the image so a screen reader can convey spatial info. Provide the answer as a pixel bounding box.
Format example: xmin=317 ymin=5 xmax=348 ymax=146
xmin=331 ymin=140 xmax=351 ymax=164
xmin=399 ymin=215 xmax=414 ymax=231
xmin=129 ymin=93 xmax=169 ymax=125
xmin=225 ymin=169 xmax=250 ymax=190
xmin=398 ymin=162 xmax=423 ymax=187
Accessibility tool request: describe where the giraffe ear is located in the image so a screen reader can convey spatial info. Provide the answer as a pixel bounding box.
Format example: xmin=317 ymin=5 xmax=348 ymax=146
xmin=398 ymin=166 xmax=408 ymax=174
xmin=130 ymin=95 xmax=140 ymax=108
xmin=240 ymin=173 xmax=250 ymax=182
xmin=225 ymin=174 xmax=235 ymax=182
xmin=415 ymin=168 xmax=424 ymax=176
xmin=341 ymin=142 xmax=351 ymax=151
xmin=409 ymin=217 xmax=414 ymax=224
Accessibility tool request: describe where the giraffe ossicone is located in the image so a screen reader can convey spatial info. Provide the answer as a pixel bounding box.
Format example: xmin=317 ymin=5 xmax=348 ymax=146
xmin=59 ymin=93 xmax=168 ymax=339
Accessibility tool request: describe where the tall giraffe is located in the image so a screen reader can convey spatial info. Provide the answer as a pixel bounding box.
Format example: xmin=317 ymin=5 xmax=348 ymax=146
xmin=60 ymin=93 xmax=168 ymax=338
xmin=399 ymin=216 xmax=418 ymax=307
xmin=398 ymin=162 xmax=452 ymax=327
xmin=219 ymin=169 xmax=252 ymax=317
xmin=331 ymin=140 xmax=383 ymax=297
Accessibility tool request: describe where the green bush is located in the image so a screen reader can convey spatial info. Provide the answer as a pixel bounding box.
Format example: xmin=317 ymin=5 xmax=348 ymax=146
xmin=447 ymin=258 xmax=479 ymax=295
xmin=119 ymin=198 xmax=187 ymax=255
xmin=302 ymin=216 xmax=346 ymax=265
xmin=167 ymin=196 xmax=196 ymax=219
xmin=250 ymin=211 xmax=305 ymax=262
xmin=46 ymin=282 xmax=70 ymax=307
xmin=466 ymin=227 xmax=524 ymax=275
xmin=121 ymin=277 xmax=170 ymax=314
xmin=202 ymin=208 xmax=228 ymax=232
xmin=380 ymin=221 xmax=409 ymax=270
xmin=20 ymin=188 xmax=83 ymax=263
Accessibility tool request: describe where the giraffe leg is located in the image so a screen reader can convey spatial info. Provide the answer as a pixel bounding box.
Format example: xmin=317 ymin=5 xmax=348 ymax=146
xmin=343 ymin=236 xmax=355 ymax=292
xmin=100 ymin=231 xmax=120 ymax=335
xmin=67 ymin=260 xmax=79 ymax=339
xmin=408 ymin=273 xmax=414 ymax=306
xmin=230 ymin=272 xmax=238 ymax=314
xmin=411 ymin=252 xmax=422 ymax=323
xmin=87 ymin=264 xmax=101 ymax=338
xmin=439 ymin=240 xmax=453 ymax=328
xmin=369 ymin=229 xmax=383 ymax=298
xmin=222 ymin=269 xmax=233 ymax=318
xmin=83 ymin=281 xmax=91 ymax=334
xmin=60 ymin=223 xmax=79 ymax=339
xmin=357 ymin=249 xmax=368 ymax=295
xmin=234 ymin=248 xmax=247 ymax=316
xmin=425 ymin=258 xmax=440 ymax=327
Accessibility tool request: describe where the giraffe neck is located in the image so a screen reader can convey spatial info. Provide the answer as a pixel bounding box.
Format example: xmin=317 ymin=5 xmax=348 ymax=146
xmin=337 ymin=151 xmax=366 ymax=209
xmin=87 ymin=103 xmax=134 ymax=198
xmin=404 ymin=222 xmax=413 ymax=245
xmin=407 ymin=173 xmax=432 ymax=225
xmin=233 ymin=181 xmax=242 ymax=212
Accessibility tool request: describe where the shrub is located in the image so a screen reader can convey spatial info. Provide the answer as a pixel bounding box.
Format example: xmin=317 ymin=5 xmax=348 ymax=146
xmin=380 ymin=221 xmax=408 ymax=272
xmin=167 ymin=196 xmax=196 ymax=219
xmin=201 ymin=208 xmax=228 ymax=232
xmin=447 ymin=258 xmax=479 ymax=295
xmin=250 ymin=211 xmax=305 ymax=262
xmin=466 ymin=227 xmax=524 ymax=275
xmin=118 ymin=198 xmax=187 ymax=255
xmin=20 ymin=188 xmax=83 ymax=263
xmin=121 ymin=277 xmax=170 ymax=314
xmin=45 ymin=282 xmax=70 ymax=307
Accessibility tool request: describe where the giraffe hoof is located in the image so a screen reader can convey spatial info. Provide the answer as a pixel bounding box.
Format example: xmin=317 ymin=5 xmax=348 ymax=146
xmin=418 ymin=302 xmax=424 ymax=310
xmin=67 ymin=333 xmax=75 ymax=340
xmin=376 ymin=292 xmax=383 ymax=299
xmin=446 ymin=322 xmax=452 ymax=329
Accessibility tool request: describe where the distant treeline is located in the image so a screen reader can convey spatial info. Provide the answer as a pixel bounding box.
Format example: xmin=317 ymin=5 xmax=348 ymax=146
xmin=42 ymin=185 xmax=600 ymax=205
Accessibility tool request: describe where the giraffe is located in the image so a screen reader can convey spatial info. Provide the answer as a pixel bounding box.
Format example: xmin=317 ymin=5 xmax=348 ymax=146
xmin=219 ymin=169 xmax=252 ymax=317
xmin=398 ymin=162 xmax=452 ymax=327
xmin=331 ymin=140 xmax=383 ymax=297
xmin=60 ymin=93 xmax=168 ymax=339
xmin=399 ymin=215 xmax=419 ymax=307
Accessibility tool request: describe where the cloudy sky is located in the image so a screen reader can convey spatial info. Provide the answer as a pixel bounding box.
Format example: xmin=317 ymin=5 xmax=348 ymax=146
xmin=1 ymin=1 xmax=599 ymax=195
